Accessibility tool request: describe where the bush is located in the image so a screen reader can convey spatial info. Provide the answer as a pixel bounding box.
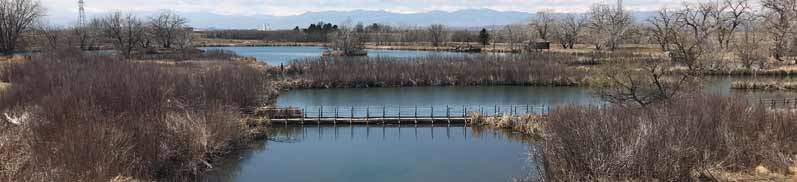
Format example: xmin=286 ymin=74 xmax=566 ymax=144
xmin=0 ymin=50 xmax=275 ymax=181
xmin=542 ymin=94 xmax=797 ymax=181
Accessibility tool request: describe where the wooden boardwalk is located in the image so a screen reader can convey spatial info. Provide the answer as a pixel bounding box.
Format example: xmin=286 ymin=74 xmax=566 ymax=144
xmin=258 ymin=105 xmax=551 ymax=125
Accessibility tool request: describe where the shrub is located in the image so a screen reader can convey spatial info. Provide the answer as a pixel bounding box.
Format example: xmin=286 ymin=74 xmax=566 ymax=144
xmin=0 ymin=50 xmax=275 ymax=181
xmin=542 ymin=94 xmax=797 ymax=181
xmin=287 ymin=52 xmax=586 ymax=88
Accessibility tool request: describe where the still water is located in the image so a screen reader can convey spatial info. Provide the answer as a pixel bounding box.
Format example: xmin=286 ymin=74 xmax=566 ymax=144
xmin=205 ymin=125 xmax=538 ymax=182
xmin=202 ymin=46 xmax=797 ymax=181
xmin=199 ymin=46 xmax=478 ymax=65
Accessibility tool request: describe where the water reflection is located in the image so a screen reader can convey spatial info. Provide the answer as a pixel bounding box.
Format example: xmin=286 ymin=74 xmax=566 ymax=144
xmin=204 ymin=125 xmax=538 ymax=182
xmin=199 ymin=46 xmax=481 ymax=65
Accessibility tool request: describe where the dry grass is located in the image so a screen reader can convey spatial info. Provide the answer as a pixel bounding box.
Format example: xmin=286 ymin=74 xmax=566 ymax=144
xmin=732 ymin=81 xmax=797 ymax=91
xmin=542 ymin=94 xmax=797 ymax=181
xmin=286 ymin=53 xmax=587 ymax=88
xmin=468 ymin=113 xmax=544 ymax=139
xmin=0 ymin=50 xmax=277 ymax=181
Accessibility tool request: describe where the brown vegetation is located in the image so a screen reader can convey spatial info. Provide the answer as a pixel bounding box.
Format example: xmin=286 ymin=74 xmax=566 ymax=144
xmin=542 ymin=94 xmax=797 ymax=181
xmin=0 ymin=50 xmax=276 ymax=181
xmin=468 ymin=113 xmax=544 ymax=139
xmin=285 ymin=53 xmax=587 ymax=88
xmin=732 ymin=81 xmax=797 ymax=91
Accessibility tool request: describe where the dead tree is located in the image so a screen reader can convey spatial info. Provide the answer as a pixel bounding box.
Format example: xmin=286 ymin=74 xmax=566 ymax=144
xmin=648 ymin=8 xmax=677 ymax=51
xmin=0 ymin=0 xmax=43 ymax=54
xmin=667 ymin=2 xmax=724 ymax=70
xmin=553 ymin=14 xmax=588 ymax=49
xmin=587 ymin=2 xmax=631 ymax=51
xmin=734 ymin=17 xmax=767 ymax=69
xmin=149 ymin=10 xmax=188 ymax=49
xmin=100 ymin=12 xmax=146 ymax=58
xmin=594 ymin=58 xmax=693 ymax=107
xmin=428 ymin=24 xmax=448 ymax=47
xmin=715 ymin=0 xmax=752 ymax=49
xmin=761 ymin=0 xmax=797 ymax=62
xmin=74 ymin=18 xmax=101 ymax=50
xmin=532 ymin=10 xmax=555 ymax=41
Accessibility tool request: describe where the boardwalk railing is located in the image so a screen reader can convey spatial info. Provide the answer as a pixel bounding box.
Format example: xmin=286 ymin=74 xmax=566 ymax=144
xmin=759 ymin=98 xmax=797 ymax=109
xmin=268 ymin=105 xmax=552 ymax=119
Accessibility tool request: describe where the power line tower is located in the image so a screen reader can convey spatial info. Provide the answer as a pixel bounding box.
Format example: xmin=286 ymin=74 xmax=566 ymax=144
xmin=78 ymin=0 xmax=86 ymax=26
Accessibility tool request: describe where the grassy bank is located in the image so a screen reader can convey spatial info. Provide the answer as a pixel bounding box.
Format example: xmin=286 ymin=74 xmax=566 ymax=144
xmin=285 ymin=53 xmax=587 ymax=88
xmin=0 ymin=50 xmax=276 ymax=181
xmin=468 ymin=113 xmax=544 ymax=139
xmin=732 ymin=81 xmax=797 ymax=91
xmin=542 ymin=94 xmax=797 ymax=181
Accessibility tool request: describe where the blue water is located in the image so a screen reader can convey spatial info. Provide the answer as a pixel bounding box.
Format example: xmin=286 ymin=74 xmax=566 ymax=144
xmin=205 ymin=125 xmax=538 ymax=182
xmin=199 ymin=46 xmax=479 ymax=65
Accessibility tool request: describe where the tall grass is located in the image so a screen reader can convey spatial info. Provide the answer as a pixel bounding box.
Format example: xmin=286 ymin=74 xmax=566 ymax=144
xmin=0 ymin=50 xmax=276 ymax=181
xmin=286 ymin=52 xmax=587 ymax=88
xmin=542 ymin=94 xmax=797 ymax=181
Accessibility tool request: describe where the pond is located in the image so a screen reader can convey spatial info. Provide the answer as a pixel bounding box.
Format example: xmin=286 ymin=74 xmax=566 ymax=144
xmin=200 ymin=47 xmax=797 ymax=181
xmin=199 ymin=46 xmax=481 ymax=65
xmin=204 ymin=125 xmax=538 ymax=182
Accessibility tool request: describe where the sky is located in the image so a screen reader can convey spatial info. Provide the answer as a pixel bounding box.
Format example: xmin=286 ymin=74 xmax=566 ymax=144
xmin=39 ymin=0 xmax=712 ymax=27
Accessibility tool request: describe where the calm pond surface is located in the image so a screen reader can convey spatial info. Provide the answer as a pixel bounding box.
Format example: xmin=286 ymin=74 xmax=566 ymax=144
xmin=199 ymin=46 xmax=480 ymax=65
xmin=205 ymin=125 xmax=538 ymax=182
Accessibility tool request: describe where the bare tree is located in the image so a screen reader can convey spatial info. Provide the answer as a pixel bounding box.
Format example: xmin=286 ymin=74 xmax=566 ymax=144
xmin=100 ymin=12 xmax=146 ymax=58
xmin=531 ymin=10 xmax=555 ymax=41
xmin=734 ymin=16 xmax=767 ymax=69
xmin=74 ymin=18 xmax=101 ymax=50
xmin=501 ymin=24 xmax=526 ymax=52
xmin=666 ymin=2 xmax=724 ymax=70
xmin=329 ymin=26 xmax=366 ymax=56
xmin=428 ymin=24 xmax=448 ymax=47
xmin=715 ymin=0 xmax=752 ymax=49
xmin=587 ymin=2 xmax=631 ymax=51
xmin=0 ymin=0 xmax=43 ymax=54
xmin=761 ymin=0 xmax=797 ymax=62
xmin=553 ymin=14 xmax=588 ymax=49
xmin=648 ymin=8 xmax=677 ymax=51
xmin=149 ymin=11 xmax=187 ymax=49
xmin=594 ymin=58 xmax=693 ymax=107
xmin=35 ymin=24 xmax=68 ymax=51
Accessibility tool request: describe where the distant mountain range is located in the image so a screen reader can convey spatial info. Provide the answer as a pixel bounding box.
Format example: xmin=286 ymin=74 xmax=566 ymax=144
xmin=186 ymin=9 xmax=657 ymax=30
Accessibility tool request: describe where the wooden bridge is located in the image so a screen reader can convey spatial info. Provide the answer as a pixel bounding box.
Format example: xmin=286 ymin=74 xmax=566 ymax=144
xmin=256 ymin=105 xmax=552 ymax=125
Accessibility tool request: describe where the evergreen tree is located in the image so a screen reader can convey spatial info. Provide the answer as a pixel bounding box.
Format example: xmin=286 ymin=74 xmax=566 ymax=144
xmin=479 ymin=28 xmax=491 ymax=46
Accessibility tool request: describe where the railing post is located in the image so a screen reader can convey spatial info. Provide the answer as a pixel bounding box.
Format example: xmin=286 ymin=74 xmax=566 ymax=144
xmin=398 ymin=106 xmax=401 ymax=124
xmin=431 ymin=106 xmax=435 ymax=124
xmin=431 ymin=107 xmax=434 ymax=119
xmin=464 ymin=106 xmax=468 ymax=117
xmin=479 ymin=106 xmax=483 ymax=116
xmin=446 ymin=105 xmax=451 ymax=124
xmin=350 ymin=106 xmax=354 ymax=124
xmin=414 ymin=105 xmax=418 ymax=124
xmin=301 ymin=108 xmax=305 ymax=125
xmin=366 ymin=106 xmax=370 ymax=124
xmin=318 ymin=106 xmax=323 ymax=123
